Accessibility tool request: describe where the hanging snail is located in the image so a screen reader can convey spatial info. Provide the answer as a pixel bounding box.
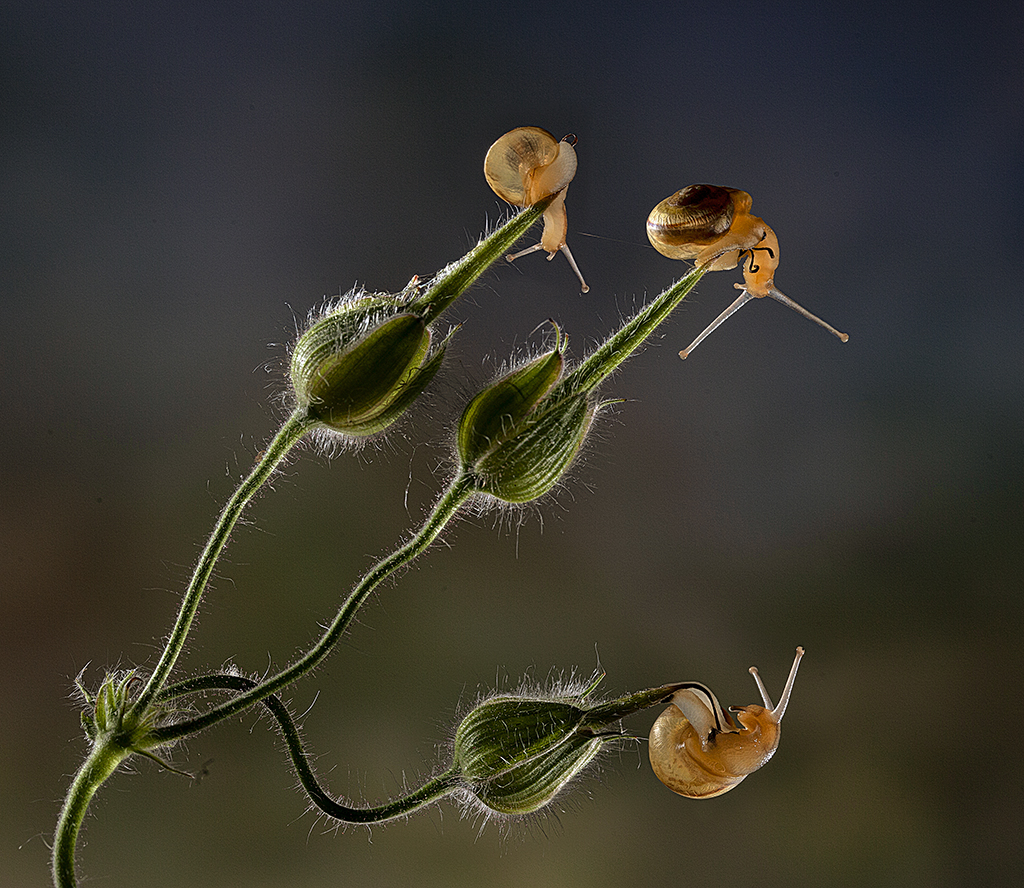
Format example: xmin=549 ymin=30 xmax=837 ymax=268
xmin=649 ymin=646 xmax=804 ymax=799
xmin=647 ymin=185 xmax=847 ymax=358
xmin=484 ymin=126 xmax=589 ymax=293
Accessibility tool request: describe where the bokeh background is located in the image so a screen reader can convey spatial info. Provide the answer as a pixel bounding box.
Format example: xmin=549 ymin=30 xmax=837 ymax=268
xmin=3 ymin=2 xmax=1021 ymax=886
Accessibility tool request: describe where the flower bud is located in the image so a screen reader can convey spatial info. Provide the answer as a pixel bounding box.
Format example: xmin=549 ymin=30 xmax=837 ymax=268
xmin=451 ymin=679 xmax=692 ymax=817
xmin=457 ymin=347 xmax=563 ymax=465
xmin=469 ymin=394 xmax=595 ymax=503
xmin=457 ymin=343 xmax=596 ymax=503
xmin=453 ymin=695 xmax=609 ymax=816
xmin=76 ymin=669 xmax=167 ymax=750
xmin=290 ymin=299 xmax=445 ymax=437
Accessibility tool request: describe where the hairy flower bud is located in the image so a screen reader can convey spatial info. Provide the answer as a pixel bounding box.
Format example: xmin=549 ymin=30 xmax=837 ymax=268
xmin=290 ymin=296 xmax=446 ymax=437
xmin=453 ymin=694 xmax=610 ymax=815
xmin=471 ymin=394 xmax=595 ymax=503
xmin=458 ymin=347 xmax=563 ymax=465
xmin=450 ymin=677 xmax=684 ymax=817
xmin=457 ymin=337 xmax=596 ymax=503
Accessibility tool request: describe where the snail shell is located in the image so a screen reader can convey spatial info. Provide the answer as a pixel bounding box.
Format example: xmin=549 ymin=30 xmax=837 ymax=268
xmin=484 ymin=126 xmax=577 ymax=207
xmin=646 ymin=184 xmax=762 ymax=271
xmin=649 ymin=646 xmax=804 ymax=799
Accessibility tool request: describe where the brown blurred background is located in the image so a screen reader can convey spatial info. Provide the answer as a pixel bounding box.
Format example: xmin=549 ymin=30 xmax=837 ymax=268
xmin=3 ymin=2 xmax=1021 ymax=886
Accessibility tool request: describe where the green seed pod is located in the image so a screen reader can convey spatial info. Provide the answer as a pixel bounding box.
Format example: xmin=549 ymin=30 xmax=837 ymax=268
xmin=457 ymin=346 xmax=564 ymax=466
xmin=467 ymin=392 xmax=596 ymax=503
xmin=291 ymin=306 xmax=443 ymax=437
xmin=453 ymin=695 xmax=608 ymax=816
xmin=457 ymin=328 xmax=595 ymax=503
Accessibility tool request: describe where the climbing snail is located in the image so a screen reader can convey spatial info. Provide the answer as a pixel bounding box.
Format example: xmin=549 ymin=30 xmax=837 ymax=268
xmin=649 ymin=646 xmax=804 ymax=799
xmin=484 ymin=126 xmax=589 ymax=293
xmin=646 ymin=184 xmax=847 ymax=358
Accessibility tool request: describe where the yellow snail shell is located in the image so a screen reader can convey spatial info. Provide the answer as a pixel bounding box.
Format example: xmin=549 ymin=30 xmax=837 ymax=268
xmin=649 ymin=646 xmax=804 ymax=799
xmin=484 ymin=126 xmax=588 ymax=293
xmin=646 ymin=184 xmax=761 ymax=271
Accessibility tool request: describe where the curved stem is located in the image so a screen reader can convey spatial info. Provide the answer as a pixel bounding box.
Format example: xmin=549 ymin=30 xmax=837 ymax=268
xmin=52 ymin=739 xmax=132 ymax=888
xmin=159 ymin=673 xmax=461 ymax=822
xmin=130 ymin=409 xmax=315 ymax=718
xmin=150 ymin=470 xmax=476 ymax=743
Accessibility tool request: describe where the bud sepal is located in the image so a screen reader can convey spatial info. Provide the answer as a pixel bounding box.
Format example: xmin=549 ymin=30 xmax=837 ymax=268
xmin=457 ymin=327 xmax=598 ymax=503
xmin=457 ymin=333 xmax=564 ymax=465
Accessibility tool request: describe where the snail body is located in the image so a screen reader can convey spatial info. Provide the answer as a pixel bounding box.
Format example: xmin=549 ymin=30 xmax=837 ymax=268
xmin=647 ymin=185 xmax=847 ymax=357
xmin=484 ymin=127 xmax=589 ymax=292
xmin=649 ymin=646 xmax=804 ymax=799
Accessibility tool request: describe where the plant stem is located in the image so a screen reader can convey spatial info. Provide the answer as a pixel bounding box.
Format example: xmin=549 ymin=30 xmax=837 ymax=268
xmin=52 ymin=738 xmax=132 ymax=888
xmin=130 ymin=409 xmax=315 ymax=719
xmin=150 ymin=470 xmax=476 ymax=742
xmin=160 ymin=673 xmax=462 ymax=822
xmin=585 ymin=683 xmax=690 ymax=724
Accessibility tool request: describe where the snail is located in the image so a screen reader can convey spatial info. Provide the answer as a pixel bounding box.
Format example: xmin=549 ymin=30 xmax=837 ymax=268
xmin=484 ymin=126 xmax=589 ymax=293
xmin=649 ymin=646 xmax=804 ymax=799
xmin=646 ymin=184 xmax=847 ymax=358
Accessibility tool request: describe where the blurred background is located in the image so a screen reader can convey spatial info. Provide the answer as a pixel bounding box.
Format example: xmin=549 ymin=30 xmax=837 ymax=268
xmin=3 ymin=2 xmax=1021 ymax=886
